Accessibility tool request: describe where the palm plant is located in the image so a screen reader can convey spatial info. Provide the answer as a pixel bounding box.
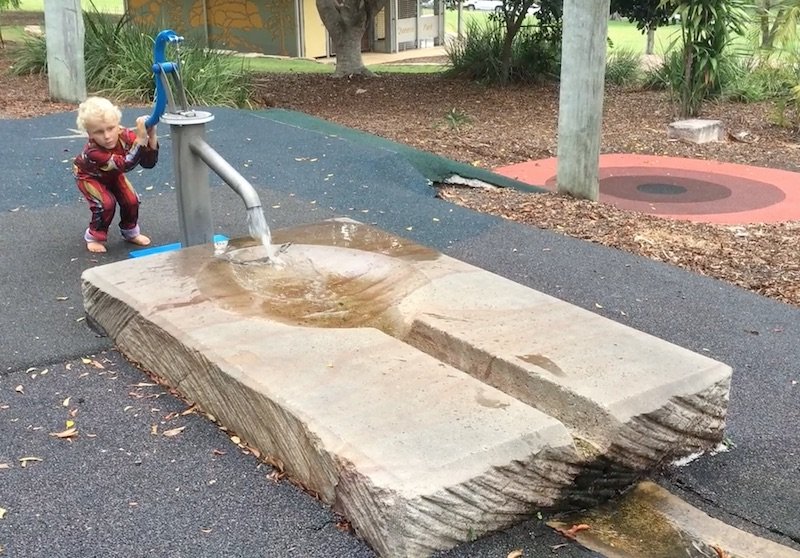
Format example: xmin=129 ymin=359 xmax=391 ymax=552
xmin=661 ymin=0 xmax=750 ymax=116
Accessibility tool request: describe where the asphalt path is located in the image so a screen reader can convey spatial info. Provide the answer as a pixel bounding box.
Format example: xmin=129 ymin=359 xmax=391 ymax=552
xmin=1 ymin=108 xmax=798 ymax=557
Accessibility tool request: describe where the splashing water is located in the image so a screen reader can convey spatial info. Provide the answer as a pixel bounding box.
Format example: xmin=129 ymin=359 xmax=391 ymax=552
xmin=246 ymin=207 xmax=279 ymax=262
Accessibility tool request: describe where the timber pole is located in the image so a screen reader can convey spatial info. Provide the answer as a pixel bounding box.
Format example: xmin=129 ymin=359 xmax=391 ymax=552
xmin=43 ymin=0 xmax=86 ymax=103
xmin=556 ymin=0 xmax=610 ymax=201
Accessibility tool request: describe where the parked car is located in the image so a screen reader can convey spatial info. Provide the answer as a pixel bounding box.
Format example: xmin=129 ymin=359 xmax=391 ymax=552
xmin=460 ymin=0 xmax=540 ymax=14
xmin=462 ymin=0 xmax=503 ymax=11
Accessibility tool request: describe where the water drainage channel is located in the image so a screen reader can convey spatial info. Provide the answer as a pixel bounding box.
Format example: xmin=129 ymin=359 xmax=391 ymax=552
xmin=549 ymin=481 xmax=800 ymax=558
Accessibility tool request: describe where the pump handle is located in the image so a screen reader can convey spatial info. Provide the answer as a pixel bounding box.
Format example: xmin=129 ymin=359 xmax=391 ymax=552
xmin=145 ymin=29 xmax=183 ymax=128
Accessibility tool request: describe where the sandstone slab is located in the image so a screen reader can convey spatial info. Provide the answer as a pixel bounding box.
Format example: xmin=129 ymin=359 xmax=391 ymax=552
xmin=668 ymin=119 xmax=725 ymax=144
xmin=82 ymin=219 xmax=732 ymax=557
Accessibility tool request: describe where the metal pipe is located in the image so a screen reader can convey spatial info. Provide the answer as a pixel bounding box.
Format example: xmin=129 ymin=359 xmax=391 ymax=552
xmin=189 ymin=137 xmax=262 ymax=210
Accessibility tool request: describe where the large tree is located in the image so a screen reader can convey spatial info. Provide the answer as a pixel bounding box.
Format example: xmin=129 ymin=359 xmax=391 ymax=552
xmin=316 ymin=0 xmax=387 ymax=77
xmin=609 ymin=0 xmax=674 ymax=54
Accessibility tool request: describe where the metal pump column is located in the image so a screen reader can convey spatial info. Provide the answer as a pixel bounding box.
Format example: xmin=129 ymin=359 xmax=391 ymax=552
xmin=146 ymin=29 xmax=264 ymax=249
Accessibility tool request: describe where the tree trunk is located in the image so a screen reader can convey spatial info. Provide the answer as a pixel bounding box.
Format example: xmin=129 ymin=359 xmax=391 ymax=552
xmin=556 ymin=0 xmax=610 ymax=201
xmin=646 ymin=26 xmax=655 ymax=55
xmin=499 ymin=9 xmax=529 ymax=85
xmin=316 ymin=0 xmax=386 ymax=77
xmin=499 ymin=29 xmax=515 ymax=85
xmin=760 ymin=10 xmax=771 ymax=48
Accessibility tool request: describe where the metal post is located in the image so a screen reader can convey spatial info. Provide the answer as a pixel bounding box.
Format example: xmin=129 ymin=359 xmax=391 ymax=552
xmin=162 ymin=112 xmax=216 ymax=248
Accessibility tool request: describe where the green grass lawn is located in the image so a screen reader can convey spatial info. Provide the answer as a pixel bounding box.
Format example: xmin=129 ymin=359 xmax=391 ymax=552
xmin=607 ymin=19 xmax=681 ymax=54
xmin=12 ymin=0 xmax=123 ymax=12
xmin=442 ymin=10 xmax=683 ymax=54
xmin=231 ymin=56 xmax=446 ymax=74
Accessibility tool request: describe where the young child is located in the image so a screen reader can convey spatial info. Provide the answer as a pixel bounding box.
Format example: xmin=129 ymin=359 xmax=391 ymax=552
xmin=73 ymin=96 xmax=158 ymax=253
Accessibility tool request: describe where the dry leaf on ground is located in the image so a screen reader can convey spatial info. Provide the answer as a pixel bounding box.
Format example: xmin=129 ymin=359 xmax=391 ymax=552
xmin=50 ymin=427 xmax=78 ymax=439
xmin=555 ymin=523 xmax=590 ymax=540
xmin=163 ymin=426 xmax=186 ymax=437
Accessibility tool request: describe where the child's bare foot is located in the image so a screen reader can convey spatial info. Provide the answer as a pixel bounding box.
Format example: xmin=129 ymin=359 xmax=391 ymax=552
xmin=87 ymin=241 xmax=107 ymax=253
xmin=126 ymin=234 xmax=151 ymax=247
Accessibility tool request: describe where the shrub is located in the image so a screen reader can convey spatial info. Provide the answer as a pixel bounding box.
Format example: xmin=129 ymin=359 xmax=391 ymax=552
xmin=605 ymin=47 xmax=642 ymax=86
xmin=641 ymin=49 xmax=682 ymax=91
xmin=10 ymin=7 xmax=252 ymax=108
xmin=445 ymin=18 xmax=560 ymax=84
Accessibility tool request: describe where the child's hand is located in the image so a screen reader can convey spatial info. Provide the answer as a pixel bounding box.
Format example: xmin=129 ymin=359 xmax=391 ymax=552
xmin=147 ymin=124 xmax=158 ymax=149
xmin=134 ymin=116 xmax=148 ymax=145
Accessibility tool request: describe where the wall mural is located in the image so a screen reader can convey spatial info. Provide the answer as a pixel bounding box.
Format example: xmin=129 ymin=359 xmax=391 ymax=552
xmin=127 ymin=0 xmax=298 ymax=56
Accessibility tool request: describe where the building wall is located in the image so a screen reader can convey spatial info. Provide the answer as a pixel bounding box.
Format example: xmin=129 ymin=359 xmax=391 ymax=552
xmin=302 ymin=0 xmax=327 ymax=58
xmin=127 ymin=0 xmax=300 ymax=56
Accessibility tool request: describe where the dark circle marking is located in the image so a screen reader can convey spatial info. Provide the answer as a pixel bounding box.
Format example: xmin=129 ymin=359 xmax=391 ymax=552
xmin=636 ymin=183 xmax=688 ymax=195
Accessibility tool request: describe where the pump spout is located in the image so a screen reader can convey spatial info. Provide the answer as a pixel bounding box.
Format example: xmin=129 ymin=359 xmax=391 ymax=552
xmin=189 ymin=137 xmax=262 ymax=210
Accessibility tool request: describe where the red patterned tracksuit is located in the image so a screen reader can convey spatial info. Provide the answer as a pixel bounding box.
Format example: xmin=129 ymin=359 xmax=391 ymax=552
xmin=73 ymin=128 xmax=159 ymax=243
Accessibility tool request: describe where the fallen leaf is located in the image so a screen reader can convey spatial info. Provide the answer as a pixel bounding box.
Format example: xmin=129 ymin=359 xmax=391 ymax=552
xmin=15 ymin=385 xmax=23 ymax=394
xmin=507 ymin=550 xmax=523 ymax=558
xmin=90 ymin=360 xmax=105 ymax=369
xmin=200 ymin=528 xmax=212 ymax=534
xmin=62 ymin=397 xmax=70 ymax=407
xmin=555 ymin=523 xmax=590 ymax=539
xmin=212 ymin=449 xmax=226 ymax=456
xmin=180 ymin=405 xmax=197 ymax=416
xmin=19 ymin=457 xmax=42 ymax=468
xmin=150 ymin=424 xmax=158 ymax=435
xmin=265 ymin=455 xmax=285 ymax=473
xmin=131 ymin=382 xmax=156 ymax=387
xmin=65 ymin=420 xmax=75 ymax=429
xmin=230 ymin=435 xmax=241 ymax=445
xmin=55 ymin=296 xmax=69 ymax=301
xmin=712 ymin=545 xmax=731 ymax=558
xmin=267 ymin=470 xmax=285 ymax=482
xmin=50 ymin=427 xmax=78 ymax=439
xmin=163 ymin=426 xmax=186 ymax=437
xmin=81 ymin=358 xmax=91 ymax=364
xmin=0 ymin=464 xmax=10 ymax=470
xmin=0 ymin=507 xmax=6 ymax=519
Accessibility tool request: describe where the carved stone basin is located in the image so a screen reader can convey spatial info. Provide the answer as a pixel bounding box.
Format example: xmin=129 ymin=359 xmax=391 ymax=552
xmin=197 ymin=243 xmax=428 ymax=334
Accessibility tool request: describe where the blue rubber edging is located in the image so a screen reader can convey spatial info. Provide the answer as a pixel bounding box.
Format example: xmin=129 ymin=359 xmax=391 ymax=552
xmin=129 ymin=234 xmax=229 ymax=258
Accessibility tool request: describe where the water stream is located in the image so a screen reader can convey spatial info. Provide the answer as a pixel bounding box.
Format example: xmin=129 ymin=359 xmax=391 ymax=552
xmin=246 ymin=206 xmax=279 ymax=262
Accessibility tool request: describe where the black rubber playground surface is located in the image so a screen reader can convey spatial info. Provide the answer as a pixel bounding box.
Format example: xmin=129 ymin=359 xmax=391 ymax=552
xmin=1 ymin=108 xmax=798 ymax=557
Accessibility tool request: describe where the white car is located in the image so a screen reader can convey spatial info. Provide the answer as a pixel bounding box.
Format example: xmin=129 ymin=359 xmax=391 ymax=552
xmin=462 ymin=0 xmax=503 ymax=10
xmin=461 ymin=0 xmax=540 ymax=14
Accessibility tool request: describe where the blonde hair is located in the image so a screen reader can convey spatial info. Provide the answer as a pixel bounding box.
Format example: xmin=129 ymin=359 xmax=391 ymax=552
xmin=76 ymin=96 xmax=122 ymax=132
